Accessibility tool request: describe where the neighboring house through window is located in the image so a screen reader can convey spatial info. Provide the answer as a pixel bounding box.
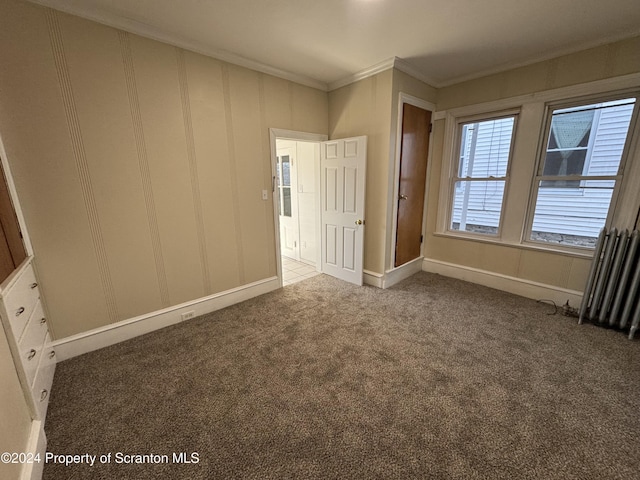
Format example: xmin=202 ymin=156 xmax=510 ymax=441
xmin=438 ymin=83 xmax=639 ymax=256
xmin=529 ymin=97 xmax=637 ymax=248
xmin=450 ymin=114 xmax=517 ymax=236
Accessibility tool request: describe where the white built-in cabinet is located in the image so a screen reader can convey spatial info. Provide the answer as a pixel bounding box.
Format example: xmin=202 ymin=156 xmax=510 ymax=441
xmin=0 ymin=257 xmax=55 ymax=480
xmin=1 ymin=258 xmax=56 ymax=421
xmin=0 ymin=148 xmax=54 ymax=480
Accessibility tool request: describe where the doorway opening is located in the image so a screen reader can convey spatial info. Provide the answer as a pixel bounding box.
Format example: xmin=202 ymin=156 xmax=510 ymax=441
xmin=270 ymin=129 xmax=368 ymax=288
xmin=391 ymin=94 xmax=436 ymax=270
xmin=275 ymin=138 xmax=322 ymax=286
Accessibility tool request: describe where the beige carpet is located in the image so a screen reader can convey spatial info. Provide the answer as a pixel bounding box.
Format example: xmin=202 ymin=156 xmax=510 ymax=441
xmin=44 ymin=272 xmax=640 ymax=479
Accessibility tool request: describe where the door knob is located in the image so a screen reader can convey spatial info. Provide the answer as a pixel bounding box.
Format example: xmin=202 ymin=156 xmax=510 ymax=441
xmin=399 ymin=194 xmax=408 ymax=200
xmin=355 ymin=219 xmax=364 ymax=225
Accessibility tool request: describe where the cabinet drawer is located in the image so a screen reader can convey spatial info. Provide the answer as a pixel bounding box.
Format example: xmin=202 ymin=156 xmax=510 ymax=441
xmin=19 ymin=301 xmax=48 ymax=387
xmin=3 ymin=264 xmax=40 ymax=341
xmin=32 ymin=334 xmax=56 ymax=421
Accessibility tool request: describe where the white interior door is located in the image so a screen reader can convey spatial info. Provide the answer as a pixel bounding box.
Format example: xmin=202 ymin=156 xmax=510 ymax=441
xmin=321 ymin=136 xmax=367 ymax=285
xmin=276 ymin=146 xmax=298 ymax=260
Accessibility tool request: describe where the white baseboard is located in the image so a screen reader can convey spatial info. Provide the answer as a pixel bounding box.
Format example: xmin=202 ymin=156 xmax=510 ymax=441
xmin=363 ymin=269 xmax=383 ymax=288
xmin=383 ymin=257 xmax=423 ymax=289
xmin=21 ymin=421 xmax=45 ymax=480
xmin=422 ymin=258 xmax=583 ymax=307
xmin=363 ymin=257 xmax=424 ymax=289
xmin=52 ymin=276 xmax=280 ymax=361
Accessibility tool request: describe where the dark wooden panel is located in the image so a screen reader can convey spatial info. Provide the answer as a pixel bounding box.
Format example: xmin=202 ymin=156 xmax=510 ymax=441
xmin=0 ymin=160 xmax=26 ymax=281
xmin=395 ymin=103 xmax=431 ymax=267
xmin=0 ymin=221 xmax=16 ymax=281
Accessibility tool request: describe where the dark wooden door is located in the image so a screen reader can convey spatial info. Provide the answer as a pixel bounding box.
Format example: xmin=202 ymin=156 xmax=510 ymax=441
xmin=395 ymin=103 xmax=431 ymax=267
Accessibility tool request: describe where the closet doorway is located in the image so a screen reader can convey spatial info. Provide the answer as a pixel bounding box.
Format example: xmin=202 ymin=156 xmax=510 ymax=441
xmin=275 ymin=138 xmax=321 ymax=285
xmin=390 ymin=94 xmax=436 ymax=271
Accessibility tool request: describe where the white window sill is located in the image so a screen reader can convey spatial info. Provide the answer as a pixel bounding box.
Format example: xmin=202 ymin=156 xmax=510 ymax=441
xmin=432 ymin=231 xmax=595 ymax=260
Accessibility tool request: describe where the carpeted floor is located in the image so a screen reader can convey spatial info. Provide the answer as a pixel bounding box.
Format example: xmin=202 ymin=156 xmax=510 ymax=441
xmin=43 ymin=272 xmax=640 ymax=479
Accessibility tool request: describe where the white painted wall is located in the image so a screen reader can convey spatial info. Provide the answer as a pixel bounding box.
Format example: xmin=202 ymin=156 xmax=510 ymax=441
xmin=276 ymin=139 xmax=319 ymax=267
xmin=296 ymin=141 xmax=319 ymax=265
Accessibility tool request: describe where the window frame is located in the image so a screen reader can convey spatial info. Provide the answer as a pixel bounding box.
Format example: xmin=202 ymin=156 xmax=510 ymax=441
xmin=446 ymin=109 xmax=520 ymax=240
xmin=435 ymin=77 xmax=640 ymax=259
xmin=523 ymin=92 xmax=640 ymax=251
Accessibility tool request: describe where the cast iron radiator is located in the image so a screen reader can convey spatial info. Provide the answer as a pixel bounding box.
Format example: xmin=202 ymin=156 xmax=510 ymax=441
xmin=578 ymin=227 xmax=640 ymax=340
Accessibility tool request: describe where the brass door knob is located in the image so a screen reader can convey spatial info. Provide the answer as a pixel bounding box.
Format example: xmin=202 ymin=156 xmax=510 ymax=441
xmin=355 ymin=219 xmax=363 ymax=225
xmin=399 ymin=194 xmax=408 ymax=200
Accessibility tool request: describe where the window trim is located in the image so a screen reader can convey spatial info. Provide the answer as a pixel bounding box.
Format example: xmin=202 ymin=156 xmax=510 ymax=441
xmin=523 ymin=92 xmax=640 ymax=251
xmin=446 ymin=109 xmax=519 ymax=240
xmin=435 ymin=74 xmax=640 ymax=257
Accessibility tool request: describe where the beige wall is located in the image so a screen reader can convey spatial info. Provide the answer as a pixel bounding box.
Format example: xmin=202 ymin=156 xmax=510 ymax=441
xmin=438 ymin=36 xmax=640 ymax=110
xmin=0 ymin=0 xmax=328 ymax=338
xmin=328 ymin=70 xmax=393 ymax=274
xmin=425 ymin=36 xmax=640 ymax=292
xmin=328 ymin=68 xmax=437 ymax=275
xmin=0 ymin=0 xmax=637 ymax=340
xmin=0 ymin=326 xmax=32 ymax=480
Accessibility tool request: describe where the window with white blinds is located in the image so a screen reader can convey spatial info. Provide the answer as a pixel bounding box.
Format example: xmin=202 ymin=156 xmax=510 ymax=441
xmin=450 ymin=114 xmax=517 ymax=237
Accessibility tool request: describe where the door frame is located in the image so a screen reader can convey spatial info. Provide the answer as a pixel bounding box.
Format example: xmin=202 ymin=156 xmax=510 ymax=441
xmin=269 ymin=128 xmax=327 ymax=286
xmin=389 ymin=93 xmax=436 ymax=271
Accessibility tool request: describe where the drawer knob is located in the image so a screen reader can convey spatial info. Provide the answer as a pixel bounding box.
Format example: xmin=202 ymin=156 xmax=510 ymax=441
xmin=40 ymin=389 xmax=48 ymax=402
xmin=16 ymin=306 xmax=25 ymax=316
xmin=27 ymin=349 xmax=37 ymax=360
xmin=40 ymin=317 xmax=47 ymax=325
xmin=48 ymin=351 xmax=56 ymax=359
xmin=30 ymin=282 xmax=38 ymax=289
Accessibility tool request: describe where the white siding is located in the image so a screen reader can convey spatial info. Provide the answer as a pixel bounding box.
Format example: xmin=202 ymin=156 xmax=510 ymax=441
xmin=452 ymin=181 xmax=505 ymax=228
xmin=451 ymin=102 xmax=634 ymax=239
xmin=531 ymin=103 xmax=634 ymax=238
xmin=452 ymin=118 xmax=513 ymax=229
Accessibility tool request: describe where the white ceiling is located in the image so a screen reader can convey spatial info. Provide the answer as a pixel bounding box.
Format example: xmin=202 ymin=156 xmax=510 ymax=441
xmin=29 ymin=0 xmax=640 ymax=91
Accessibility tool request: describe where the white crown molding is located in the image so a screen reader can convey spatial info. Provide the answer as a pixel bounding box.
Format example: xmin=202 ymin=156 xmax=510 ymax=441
xmin=328 ymin=56 xmax=442 ymax=92
xmin=26 ymin=0 xmax=329 ymax=91
xmin=392 ymin=57 xmax=440 ymax=89
xmin=438 ymin=29 xmax=640 ymax=88
xmin=27 ymin=0 xmax=640 ymax=97
xmin=438 ymin=72 xmax=640 ymax=118
xmin=328 ymin=57 xmax=397 ymax=92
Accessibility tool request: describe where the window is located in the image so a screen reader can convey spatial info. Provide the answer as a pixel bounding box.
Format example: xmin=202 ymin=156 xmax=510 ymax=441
xmin=529 ymin=97 xmax=637 ymax=248
xmin=276 ymin=154 xmax=292 ymax=217
xmin=450 ymin=114 xmax=516 ymax=236
xmin=540 ymin=106 xmax=594 ymax=187
xmin=437 ymin=82 xmax=640 ymax=256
